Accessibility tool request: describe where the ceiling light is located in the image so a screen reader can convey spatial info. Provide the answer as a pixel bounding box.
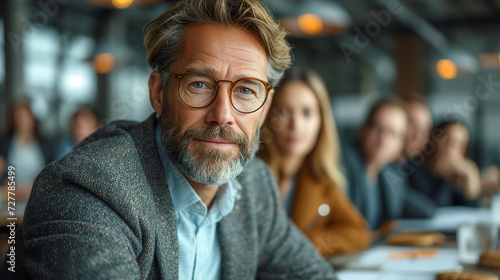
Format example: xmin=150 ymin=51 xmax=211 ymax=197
xmin=433 ymin=49 xmax=479 ymax=79
xmin=93 ymin=53 xmax=115 ymax=74
xmin=86 ymin=0 xmax=160 ymax=9
xmin=278 ymin=0 xmax=351 ymax=37
xmin=112 ymin=0 xmax=133 ymax=9
xmin=436 ymin=59 xmax=457 ymax=80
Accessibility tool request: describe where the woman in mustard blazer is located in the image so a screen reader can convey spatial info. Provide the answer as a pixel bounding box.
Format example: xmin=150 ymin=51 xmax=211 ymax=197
xmin=258 ymin=67 xmax=370 ymax=257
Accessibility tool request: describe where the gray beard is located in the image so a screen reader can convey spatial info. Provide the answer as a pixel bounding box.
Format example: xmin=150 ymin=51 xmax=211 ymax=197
xmin=159 ymin=110 xmax=260 ymax=186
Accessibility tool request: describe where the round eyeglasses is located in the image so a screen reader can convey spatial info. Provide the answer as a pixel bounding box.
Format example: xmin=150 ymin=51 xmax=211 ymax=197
xmin=164 ymin=71 xmax=273 ymax=114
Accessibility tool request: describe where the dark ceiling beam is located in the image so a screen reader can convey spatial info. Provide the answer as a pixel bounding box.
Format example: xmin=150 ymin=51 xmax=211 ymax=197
xmin=370 ymin=0 xmax=450 ymax=52
xmin=428 ymin=15 xmax=500 ymax=28
xmin=456 ymin=0 xmax=473 ymax=15
xmin=485 ymin=0 xmax=500 ymax=13
xmin=455 ymin=0 xmax=492 ymax=16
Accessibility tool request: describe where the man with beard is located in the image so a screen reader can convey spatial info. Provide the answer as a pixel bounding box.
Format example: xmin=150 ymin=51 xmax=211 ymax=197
xmin=2 ymin=0 xmax=336 ymax=279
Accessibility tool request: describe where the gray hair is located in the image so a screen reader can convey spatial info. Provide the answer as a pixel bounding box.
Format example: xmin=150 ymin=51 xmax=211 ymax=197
xmin=143 ymin=0 xmax=291 ymax=87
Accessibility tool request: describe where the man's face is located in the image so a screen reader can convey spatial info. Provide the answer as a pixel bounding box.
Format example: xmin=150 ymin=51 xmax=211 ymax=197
xmin=154 ymin=23 xmax=271 ymax=186
xmin=404 ymin=101 xmax=433 ymax=158
xmin=361 ymin=105 xmax=407 ymax=166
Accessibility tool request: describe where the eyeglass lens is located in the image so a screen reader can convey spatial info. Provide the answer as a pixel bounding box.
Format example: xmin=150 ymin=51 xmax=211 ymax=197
xmin=178 ymin=72 xmax=267 ymax=113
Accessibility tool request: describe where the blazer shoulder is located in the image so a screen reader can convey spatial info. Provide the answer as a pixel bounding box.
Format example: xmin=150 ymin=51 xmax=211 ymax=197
xmin=32 ymin=118 xmax=155 ymax=218
xmin=53 ymin=118 xmax=149 ymax=171
xmin=76 ymin=119 xmax=139 ymax=148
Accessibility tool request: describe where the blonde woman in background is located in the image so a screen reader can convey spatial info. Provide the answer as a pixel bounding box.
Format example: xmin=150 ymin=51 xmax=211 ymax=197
xmin=258 ymin=67 xmax=370 ymax=256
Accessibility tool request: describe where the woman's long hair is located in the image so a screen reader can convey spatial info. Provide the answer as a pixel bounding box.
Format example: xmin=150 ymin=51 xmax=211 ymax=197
xmin=258 ymin=67 xmax=346 ymax=190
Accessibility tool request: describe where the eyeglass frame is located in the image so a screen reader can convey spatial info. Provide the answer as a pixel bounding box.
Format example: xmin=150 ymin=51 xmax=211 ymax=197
xmin=162 ymin=71 xmax=273 ymax=114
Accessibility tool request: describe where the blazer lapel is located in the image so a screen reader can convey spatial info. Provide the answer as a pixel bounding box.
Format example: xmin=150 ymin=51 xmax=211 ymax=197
xmin=218 ymin=180 xmax=257 ymax=280
xmin=129 ymin=114 xmax=179 ymax=280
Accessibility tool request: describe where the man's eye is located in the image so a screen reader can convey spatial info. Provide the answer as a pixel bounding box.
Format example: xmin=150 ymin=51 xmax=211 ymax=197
xmin=192 ymin=82 xmax=205 ymax=89
xmin=239 ymin=87 xmax=253 ymax=95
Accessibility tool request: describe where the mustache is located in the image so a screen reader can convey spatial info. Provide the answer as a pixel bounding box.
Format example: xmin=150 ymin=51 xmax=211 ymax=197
xmin=183 ymin=125 xmax=248 ymax=146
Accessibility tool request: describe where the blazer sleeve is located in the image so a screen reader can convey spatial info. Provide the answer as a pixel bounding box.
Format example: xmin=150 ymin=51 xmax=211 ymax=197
xmin=2 ymin=160 xmax=142 ymax=279
xmin=306 ymin=186 xmax=371 ymax=257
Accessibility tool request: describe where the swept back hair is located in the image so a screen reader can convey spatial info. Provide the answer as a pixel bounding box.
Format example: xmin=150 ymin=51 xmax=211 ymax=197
xmin=143 ymin=0 xmax=292 ymax=87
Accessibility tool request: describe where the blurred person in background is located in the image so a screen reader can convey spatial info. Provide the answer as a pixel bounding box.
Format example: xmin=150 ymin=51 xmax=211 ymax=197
xmin=402 ymin=97 xmax=497 ymax=201
xmin=258 ymin=67 xmax=370 ymax=257
xmin=56 ymin=107 xmax=100 ymax=159
xmin=395 ymin=95 xmax=438 ymax=218
xmin=401 ymin=95 xmax=433 ymax=159
xmin=408 ymin=121 xmax=481 ymax=207
xmin=0 ymin=100 xmax=53 ymax=201
xmin=342 ymin=99 xmax=433 ymax=236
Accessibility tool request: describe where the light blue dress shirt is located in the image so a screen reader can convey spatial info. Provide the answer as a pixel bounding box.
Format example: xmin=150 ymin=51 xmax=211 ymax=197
xmin=155 ymin=123 xmax=236 ymax=280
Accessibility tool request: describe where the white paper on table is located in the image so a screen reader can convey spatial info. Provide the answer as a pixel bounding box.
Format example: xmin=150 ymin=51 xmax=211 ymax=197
xmin=345 ymin=246 xmax=390 ymax=270
xmin=337 ymin=271 xmax=434 ymax=280
xmin=345 ymin=245 xmax=461 ymax=274
xmin=337 ymin=271 xmax=381 ymax=280
xmin=428 ymin=207 xmax=491 ymax=231
xmin=397 ymin=206 xmax=491 ymax=232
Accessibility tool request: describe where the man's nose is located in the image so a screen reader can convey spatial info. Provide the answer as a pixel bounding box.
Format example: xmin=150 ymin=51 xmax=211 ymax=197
xmin=204 ymin=83 xmax=235 ymax=126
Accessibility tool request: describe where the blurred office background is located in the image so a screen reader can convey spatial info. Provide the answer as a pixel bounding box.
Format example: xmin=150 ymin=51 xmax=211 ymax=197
xmin=1 ymin=0 xmax=499 ymax=168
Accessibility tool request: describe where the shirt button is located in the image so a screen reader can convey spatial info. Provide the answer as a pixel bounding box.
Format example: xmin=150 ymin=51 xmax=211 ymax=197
xmin=194 ymin=203 xmax=201 ymax=211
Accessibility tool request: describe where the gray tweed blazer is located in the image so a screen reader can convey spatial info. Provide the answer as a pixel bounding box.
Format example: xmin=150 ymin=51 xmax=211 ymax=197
xmin=2 ymin=114 xmax=336 ymax=280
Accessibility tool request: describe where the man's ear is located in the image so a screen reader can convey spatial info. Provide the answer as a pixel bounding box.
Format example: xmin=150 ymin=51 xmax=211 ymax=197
xmin=149 ymin=71 xmax=164 ymax=115
xmin=259 ymin=88 xmax=274 ymax=128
